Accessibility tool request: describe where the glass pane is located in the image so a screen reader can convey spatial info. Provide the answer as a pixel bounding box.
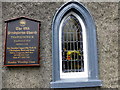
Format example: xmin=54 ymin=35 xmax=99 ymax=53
xmin=62 ymin=15 xmax=84 ymax=73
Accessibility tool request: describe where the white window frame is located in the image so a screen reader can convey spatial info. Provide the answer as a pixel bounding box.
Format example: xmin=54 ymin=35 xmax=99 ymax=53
xmin=59 ymin=12 xmax=88 ymax=79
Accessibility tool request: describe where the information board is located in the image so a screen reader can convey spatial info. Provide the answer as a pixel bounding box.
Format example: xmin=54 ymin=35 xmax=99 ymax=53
xmin=4 ymin=17 xmax=40 ymax=66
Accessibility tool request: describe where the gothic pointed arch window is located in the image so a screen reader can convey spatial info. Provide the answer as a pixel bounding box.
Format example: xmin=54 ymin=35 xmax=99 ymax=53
xmin=59 ymin=12 xmax=88 ymax=79
xmin=51 ymin=1 xmax=102 ymax=88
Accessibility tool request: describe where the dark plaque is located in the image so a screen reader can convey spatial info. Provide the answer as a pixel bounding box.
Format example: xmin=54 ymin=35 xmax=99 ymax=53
xmin=4 ymin=17 xmax=40 ymax=66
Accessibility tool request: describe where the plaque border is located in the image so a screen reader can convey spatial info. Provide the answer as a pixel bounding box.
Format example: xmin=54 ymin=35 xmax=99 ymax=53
xmin=4 ymin=16 xmax=41 ymax=66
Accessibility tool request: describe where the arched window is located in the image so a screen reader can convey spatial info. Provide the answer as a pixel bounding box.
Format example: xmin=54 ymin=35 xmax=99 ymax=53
xmin=51 ymin=1 xmax=102 ymax=88
xmin=59 ymin=12 xmax=88 ymax=79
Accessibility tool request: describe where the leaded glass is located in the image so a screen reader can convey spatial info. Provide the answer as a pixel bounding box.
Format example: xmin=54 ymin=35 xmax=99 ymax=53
xmin=62 ymin=15 xmax=84 ymax=73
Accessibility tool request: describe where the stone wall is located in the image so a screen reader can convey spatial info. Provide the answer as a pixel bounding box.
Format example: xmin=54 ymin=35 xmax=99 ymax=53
xmin=1 ymin=2 xmax=119 ymax=88
xmin=0 ymin=1 xmax=2 ymax=90
xmin=83 ymin=2 xmax=118 ymax=88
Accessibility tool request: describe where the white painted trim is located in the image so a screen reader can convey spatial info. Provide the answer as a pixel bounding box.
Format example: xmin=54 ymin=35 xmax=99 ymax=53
xmin=59 ymin=12 xmax=88 ymax=79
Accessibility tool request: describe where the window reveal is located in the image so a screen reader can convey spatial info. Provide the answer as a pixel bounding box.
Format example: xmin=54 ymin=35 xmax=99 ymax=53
xmin=51 ymin=1 xmax=102 ymax=88
xmin=62 ymin=15 xmax=84 ymax=73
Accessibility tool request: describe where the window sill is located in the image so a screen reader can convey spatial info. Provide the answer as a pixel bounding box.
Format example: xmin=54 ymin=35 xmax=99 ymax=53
xmin=50 ymin=79 xmax=102 ymax=88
